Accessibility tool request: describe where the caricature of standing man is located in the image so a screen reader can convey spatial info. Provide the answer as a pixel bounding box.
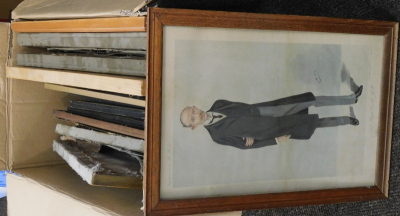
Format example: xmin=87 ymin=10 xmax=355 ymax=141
xmin=180 ymin=86 xmax=362 ymax=149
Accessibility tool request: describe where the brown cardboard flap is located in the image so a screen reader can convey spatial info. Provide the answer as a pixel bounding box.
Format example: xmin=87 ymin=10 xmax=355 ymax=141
xmin=12 ymin=0 xmax=154 ymax=20
xmin=12 ymin=165 xmax=144 ymax=216
xmin=8 ymin=172 xmax=117 ymax=216
xmin=0 ymin=23 xmax=10 ymax=171
xmin=7 ymin=79 xmax=70 ymax=170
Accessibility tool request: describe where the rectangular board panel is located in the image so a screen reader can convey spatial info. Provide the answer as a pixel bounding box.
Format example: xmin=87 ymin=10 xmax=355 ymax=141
xmin=17 ymin=54 xmax=146 ymax=77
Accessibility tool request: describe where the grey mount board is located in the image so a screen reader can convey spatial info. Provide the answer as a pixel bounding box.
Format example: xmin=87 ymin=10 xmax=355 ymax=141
xmin=17 ymin=54 xmax=146 ymax=77
xmin=17 ymin=32 xmax=147 ymax=50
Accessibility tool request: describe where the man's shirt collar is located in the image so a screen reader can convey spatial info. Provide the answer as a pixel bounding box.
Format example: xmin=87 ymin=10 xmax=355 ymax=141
xmin=204 ymin=111 xmax=226 ymax=126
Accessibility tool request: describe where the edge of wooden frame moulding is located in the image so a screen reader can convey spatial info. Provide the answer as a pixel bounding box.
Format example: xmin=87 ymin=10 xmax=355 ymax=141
xmin=44 ymin=83 xmax=145 ymax=107
xmin=7 ymin=66 xmax=145 ymax=96
xmin=11 ymin=16 xmax=146 ymax=33
xmin=375 ymin=23 xmax=399 ymax=196
xmin=53 ymin=110 xmax=145 ymax=139
xmin=145 ymin=7 xmax=399 ymax=216
xmin=150 ymin=8 xmax=397 ymax=35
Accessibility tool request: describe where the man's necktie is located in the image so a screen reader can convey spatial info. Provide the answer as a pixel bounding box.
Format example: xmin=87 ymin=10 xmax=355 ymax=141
xmin=209 ymin=114 xmax=223 ymax=124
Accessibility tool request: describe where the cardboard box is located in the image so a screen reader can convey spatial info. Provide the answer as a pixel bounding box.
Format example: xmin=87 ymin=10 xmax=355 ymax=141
xmin=0 ymin=20 xmax=148 ymax=216
xmin=0 ymin=22 xmax=144 ymax=215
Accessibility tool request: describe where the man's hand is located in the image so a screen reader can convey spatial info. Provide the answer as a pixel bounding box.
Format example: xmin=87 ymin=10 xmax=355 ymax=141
xmin=276 ymin=135 xmax=291 ymax=143
xmin=244 ymin=137 xmax=254 ymax=146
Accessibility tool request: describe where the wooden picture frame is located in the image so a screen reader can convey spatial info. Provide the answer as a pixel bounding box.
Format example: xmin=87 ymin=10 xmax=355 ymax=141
xmin=146 ymin=8 xmax=398 ymax=216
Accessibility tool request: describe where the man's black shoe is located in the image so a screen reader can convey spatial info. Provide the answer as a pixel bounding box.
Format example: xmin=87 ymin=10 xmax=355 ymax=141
xmin=355 ymin=85 xmax=363 ymax=103
xmin=350 ymin=117 xmax=359 ymax=126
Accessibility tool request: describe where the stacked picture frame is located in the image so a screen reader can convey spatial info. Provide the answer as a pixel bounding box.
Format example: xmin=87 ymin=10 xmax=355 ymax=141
xmin=145 ymin=8 xmax=398 ymax=216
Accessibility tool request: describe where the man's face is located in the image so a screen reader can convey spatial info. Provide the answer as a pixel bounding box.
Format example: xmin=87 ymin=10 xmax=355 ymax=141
xmin=180 ymin=106 xmax=208 ymax=130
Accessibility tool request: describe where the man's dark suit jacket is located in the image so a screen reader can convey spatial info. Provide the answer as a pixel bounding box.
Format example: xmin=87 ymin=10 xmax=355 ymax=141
xmin=204 ymin=93 xmax=320 ymax=149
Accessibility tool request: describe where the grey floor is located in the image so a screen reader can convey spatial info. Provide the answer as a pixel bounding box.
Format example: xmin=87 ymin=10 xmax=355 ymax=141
xmin=0 ymin=197 xmax=6 ymax=216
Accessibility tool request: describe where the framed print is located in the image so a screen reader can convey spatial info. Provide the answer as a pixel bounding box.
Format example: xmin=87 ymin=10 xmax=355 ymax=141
xmin=146 ymin=8 xmax=398 ymax=216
